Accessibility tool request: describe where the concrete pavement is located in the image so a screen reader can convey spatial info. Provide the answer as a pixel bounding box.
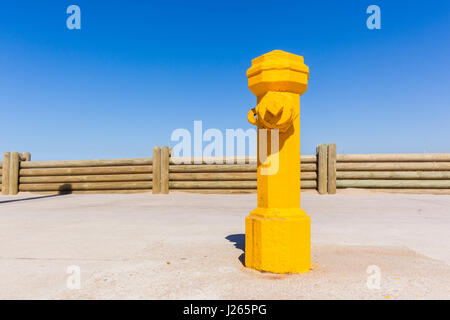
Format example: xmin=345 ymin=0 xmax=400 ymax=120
xmin=0 ymin=192 xmax=448 ymax=299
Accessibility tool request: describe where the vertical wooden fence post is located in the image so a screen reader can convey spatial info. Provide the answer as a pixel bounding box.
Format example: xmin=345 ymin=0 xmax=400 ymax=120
xmin=152 ymin=146 xmax=161 ymax=194
xmin=316 ymin=143 xmax=328 ymax=194
xmin=16 ymin=152 xmax=31 ymax=195
xmin=2 ymin=152 xmax=10 ymax=195
xmin=9 ymin=151 xmax=20 ymax=195
xmin=327 ymin=143 xmax=337 ymax=194
xmin=161 ymin=146 xmax=169 ymax=194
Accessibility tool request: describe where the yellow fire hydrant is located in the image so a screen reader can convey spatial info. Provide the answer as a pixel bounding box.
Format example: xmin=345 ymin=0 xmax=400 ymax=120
xmin=245 ymin=50 xmax=310 ymax=274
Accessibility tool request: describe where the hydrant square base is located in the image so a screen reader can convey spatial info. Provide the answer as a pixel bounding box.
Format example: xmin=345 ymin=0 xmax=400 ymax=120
xmin=245 ymin=208 xmax=311 ymax=274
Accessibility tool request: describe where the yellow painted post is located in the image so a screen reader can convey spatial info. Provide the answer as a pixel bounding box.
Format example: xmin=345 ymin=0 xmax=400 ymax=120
xmin=245 ymin=50 xmax=310 ymax=274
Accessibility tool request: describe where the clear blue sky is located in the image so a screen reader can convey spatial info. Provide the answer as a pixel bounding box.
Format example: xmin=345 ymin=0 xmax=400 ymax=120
xmin=0 ymin=1 xmax=449 ymax=160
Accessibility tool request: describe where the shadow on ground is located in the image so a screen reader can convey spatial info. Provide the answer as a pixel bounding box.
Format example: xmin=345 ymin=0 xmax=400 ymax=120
xmin=0 ymin=194 xmax=66 ymax=204
xmin=225 ymin=234 xmax=245 ymax=266
xmin=0 ymin=184 xmax=73 ymax=204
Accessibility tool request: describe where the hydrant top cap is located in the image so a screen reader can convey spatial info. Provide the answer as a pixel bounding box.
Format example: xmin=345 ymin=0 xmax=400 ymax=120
xmin=246 ymin=50 xmax=309 ymax=96
xmin=246 ymin=50 xmax=309 ymax=79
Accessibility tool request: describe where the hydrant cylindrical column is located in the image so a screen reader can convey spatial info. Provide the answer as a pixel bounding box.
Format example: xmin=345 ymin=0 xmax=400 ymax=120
xmin=245 ymin=50 xmax=310 ymax=274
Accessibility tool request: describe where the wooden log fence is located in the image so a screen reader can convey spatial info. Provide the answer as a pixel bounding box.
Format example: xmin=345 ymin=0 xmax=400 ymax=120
xmin=332 ymin=150 xmax=450 ymax=192
xmin=1 ymin=145 xmax=449 ymax=195
xmin=166 ymin=147 xmax=319 ymax=193
xmin=2 ymin=151 xmax=31 ymax=195
xmin=1 ymin=152 xmax=153 ymax=195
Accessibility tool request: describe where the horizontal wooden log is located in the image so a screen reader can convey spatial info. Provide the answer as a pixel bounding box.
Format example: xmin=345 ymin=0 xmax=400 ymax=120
xmin=169 ymin=163 xmax=316 ymax=173
xmin=337 ymin=153 xmax=450 ymax=162
xmin=170 ymin=172 xmax=256 ymax=181
xmin=170 ymin=156 xmax=257 ymax=165
xmin=20 ymin=158 xmax=152 ymax=168
xmin=19 ymin=181 xmax=152 ymax=191
xmin=168 ymin=172 xmax=317 ymax=181
xmin=21 ymin=187 xmax=450 ymax=195
xmin=337 ymin=171 xmax=450 ymax=180
xmin=170 ymin=181 xmax=256 ymax=189
xmin=336 ymin=180 xmax=450 ymax=189
xmin=353 ymin=189 xmax=450 ymax=195
xmin=171 ymin=188 xmax=317 ymax=194
xmin=20 ymin=174 xmax=152 ymax=183
xmin=20 ymin=166 xmax=152 ymax=176
xmin=300 ymin=155 xmax=317 ymax=163
xmin=169 ymin=155 xmax=317 ymax=165
xmin=67 ymin=189 xmax=152 ymax=194
xmin=23 ymin=189 xmax=152 ymax=195
xmin=171 ymin=165 xmax=255 ymax=172
xmin=169 ymin=180 xmax=317 ymax=189
xmin=337 ymin=162 xmax=450 ymax=171
xmin=172 ymin=189 xmax=257 ymax=194
xmin=301 ymin=180 xmax=317 ymax=188
xmin=293 ymin=171 xmax=318 ymax=179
